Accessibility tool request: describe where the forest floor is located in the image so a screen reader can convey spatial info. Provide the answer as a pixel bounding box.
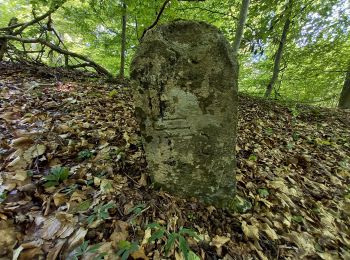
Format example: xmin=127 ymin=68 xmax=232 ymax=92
xmin=0 ymin=62 xmax=349 ymax=260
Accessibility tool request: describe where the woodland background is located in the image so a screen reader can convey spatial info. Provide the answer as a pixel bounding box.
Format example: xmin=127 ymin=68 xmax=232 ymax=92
xmin=0 ymin=0 xmax=349 ymax=107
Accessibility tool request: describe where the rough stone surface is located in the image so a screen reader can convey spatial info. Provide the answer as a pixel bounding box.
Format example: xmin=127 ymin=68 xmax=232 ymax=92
xmin=130 ymin=20 xmax=238 ymax=207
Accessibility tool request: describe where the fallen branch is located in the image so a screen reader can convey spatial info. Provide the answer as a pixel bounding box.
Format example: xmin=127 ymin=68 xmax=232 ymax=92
xmin=1 ymin=35 xmax=112 ymax=77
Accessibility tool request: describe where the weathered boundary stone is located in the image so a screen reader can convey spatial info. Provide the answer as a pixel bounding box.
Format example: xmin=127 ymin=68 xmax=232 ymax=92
xmin=131 ymin=20 xmax=238 ymax=207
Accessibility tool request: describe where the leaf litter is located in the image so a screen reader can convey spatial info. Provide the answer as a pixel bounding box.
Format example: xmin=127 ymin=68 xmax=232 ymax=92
xmin=0 ymin=62 xmax=349 ymax=259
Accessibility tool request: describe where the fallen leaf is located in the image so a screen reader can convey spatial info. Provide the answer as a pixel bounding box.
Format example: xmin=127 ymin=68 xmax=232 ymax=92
xmin=131 ymin=247 xmax=149 ymax=260
xmin=110 ymin=220 xmax=129 ymax=248
xmin=211 ymin=235 xmax=230 ymax=248
xmin=0 ymin=220 xmax=17 ymax=256
xmin=242 ymin=221 xmax=259 ymax=240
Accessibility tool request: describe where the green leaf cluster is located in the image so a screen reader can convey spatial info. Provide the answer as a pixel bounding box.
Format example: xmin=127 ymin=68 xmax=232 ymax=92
xmin=71 ymin=240 xmax=103 ymax=260
xmin=147 ymin=223 xmax=200 ymax=259
xmin=43 ymin=166 xmax=70 ymax=187
xmin=78 ymin=149 xmax=95 ymax=160
xmin=117 ymin=240 xmax=139 ymax=260
xmin=87 ymin=202 xmax=115 ymax=224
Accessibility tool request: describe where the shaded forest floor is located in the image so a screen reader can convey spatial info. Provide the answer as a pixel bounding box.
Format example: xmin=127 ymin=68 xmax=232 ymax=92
xmin=0 ymin=62 xmax=349 ymax=260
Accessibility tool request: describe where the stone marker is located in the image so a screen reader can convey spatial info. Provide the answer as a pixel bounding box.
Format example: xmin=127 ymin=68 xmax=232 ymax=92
xmin=131 ymin=20 xmax=238 ymax=207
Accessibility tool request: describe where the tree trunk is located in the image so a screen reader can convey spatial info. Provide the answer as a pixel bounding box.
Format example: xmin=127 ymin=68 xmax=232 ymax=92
xmin=265 ymin=0 xmax=292 ymax=98
xmin=338 ymin=64 xmax=350 ymax=109
xmin=119 ymin=1 xmax=127 ymax=78
xmin=232 ymin=0 xmax=250 ymax=58
xmin=0 ymin=18 xmax=18 ymax=61
xmin=0 ymin=39 xmax=7 ymax=61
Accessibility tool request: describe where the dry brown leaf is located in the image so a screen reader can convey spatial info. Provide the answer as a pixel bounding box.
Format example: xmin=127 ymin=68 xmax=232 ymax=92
xmin=138 ymin=173 xmax=148 ymax=187
xmin=242 ymin=221 xmax=259 ymax=240
xmin=261 ymin=223 xmax=278 ymax=240
xmin=7 ymin=156 xmax=27 ymax=170
xmin=0 ymin=220 xmax=17 ymax=256
xmin=64 ymin=228 xmax=87 ymax=257
xmin=18 ymin=247 xmax=43 ymax=260
xmin=10 ymin=137 xmax=33 ymax=148
xmin=23 ymin=144 xmax=46 ymax=161
xmin=11 ymin=171 xmax=28 ymax=181
xmin=110 ymin=220 xmax=129 ymax=248
xmin=131 ymin=247 xmax=149 ymax=260
xmin=41 ymin=216 xmax=61 ymax=240
xmin=211 ymin=235 xmax=230 ymax=248
xmin=249 ymin=242 xmax=268 ymax=260
xmin=41 ymin=213 xmax=77 ymax=240
xmin=46 ymin=239 xmax=66 ymax=260
xmin=175 ymin=250 xmax=184 ymax=260
xmin=53 ymin=193 xmax=67 ymax=207
xmin=141 ymin=228 xmax=152 ymax=245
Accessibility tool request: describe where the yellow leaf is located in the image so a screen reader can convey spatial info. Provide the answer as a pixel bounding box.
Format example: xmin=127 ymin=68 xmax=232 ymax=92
xmin=110 ymin=220 xmax=129 ymax=248
xmin=131 ymin=247 xmax=149 ymax=260
xmin=7 ymin=156 xmax=27 ymax=170
xmin=242 ymin=221 xmax=259 ymax=240
xmin=23 ymin=144 xmax=46 ymax=162
xmin=12 ymin=171 xmax=28 ymax=181
xmin=261 ymin=223 xmax=278 ymax=240
xmin=10 ymin=137 xmax=33 ymax=148
xmin=141 ymin=228 xmax=152 ymax=245
xmin=211 ymin=235 xmax=230 ymax=248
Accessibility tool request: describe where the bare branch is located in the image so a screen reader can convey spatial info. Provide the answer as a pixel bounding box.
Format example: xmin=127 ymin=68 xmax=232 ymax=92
xmin=141 ymin=0 xmax=171 ymax=40
xmin=176 ymin=6 xmax=238 ymax=20
xmin=1 ymin=35 xmax=112 ymax=77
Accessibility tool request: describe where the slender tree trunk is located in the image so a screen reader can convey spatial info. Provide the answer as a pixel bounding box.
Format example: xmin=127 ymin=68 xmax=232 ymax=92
xmin=338 ymin=64 xmax=350 ymax=109
xmin=0 ymin=39 xmax=7 ymax=61
xmin=265 ymin=0 xmax=293 ymax=98
xmin=232 ymin=0 xmax=250 ymax=58
xmin=0 ymin=18 xmax=18 ymax=61
xmin=119 ymin=1 xmax=127 ymax=78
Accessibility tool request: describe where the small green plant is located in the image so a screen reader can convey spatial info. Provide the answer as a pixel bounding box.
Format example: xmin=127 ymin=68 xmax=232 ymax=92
xmin=345 ymin=186 xmax=350 ymax=199
xmin=109 ymin=147 xmax=125 ymax=162
xmin=292 ymin=132 xmax=300 ymax=141
xmin=264 ymin=128 xmax=274 ymax=135
xmin=62 ymin=184 xmax=78 ymax=195
xmin=257 ymin=188 xmax=269 ymax=198
xmin=78 ymin=149 xmax=95 ymax=160
xmin=44 ymin=166 xmax=70 ymax=187
xmin=127 ymin=203 xmax=148 ymax=224
xmin=108 ymin=89 xmax=118 ymax=98
xmin=248 ymin=154 xmax=257 ymax=161
xmin=77 ymin=200 xmax=92 ymax=212
xmin=291 ymin=215 xmax=304 ymax=223
xmin=147 ymin=223 xmax=200 ymax=259
xmin=290 ymin=105 xmax=300 ymax=118
xmin=71 ymin=240 xmax=104 ymax=260
xmin=187 ymin=212 xmax=197 ymax=222
xmin=87 ymin=202 xmax=115 ymax=224
xmin=117 ymin=240 xmax=139 ymax=260
xmin=0 ymin=191 xmax=7 ymax=203
xmin=229 ymin=195 xmax=252 ymax=213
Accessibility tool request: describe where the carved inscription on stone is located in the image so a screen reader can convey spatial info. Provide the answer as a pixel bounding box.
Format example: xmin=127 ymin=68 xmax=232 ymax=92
xmin=131 ymin=20 xmax=238 ymax=207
